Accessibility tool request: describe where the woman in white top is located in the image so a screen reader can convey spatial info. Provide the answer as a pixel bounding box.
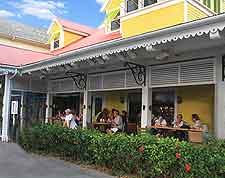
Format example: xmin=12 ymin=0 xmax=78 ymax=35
xmin=63 ymin=109 xmax=76 ymax=128
xmin=110 ymin=110 xmax=123 ymax=133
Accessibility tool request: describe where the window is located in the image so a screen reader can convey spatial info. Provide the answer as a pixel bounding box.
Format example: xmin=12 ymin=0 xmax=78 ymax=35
xmin=53 ymin=38 xmax=60 ymax=49
xmin=111 ymin=19 xmax=120 ymax=31
xmin=110 ymin=12 xmax=120 ymax=31
xmin=127 ymin=0 xmax=138 ymax=13
xmin=144 ymin=0 xmax=157 ymax=7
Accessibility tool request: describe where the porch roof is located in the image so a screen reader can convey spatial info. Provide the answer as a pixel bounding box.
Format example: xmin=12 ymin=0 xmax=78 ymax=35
xmin=0 ymin=44 xmax=54 ymax=66
xmin=21 ymin=13 xmax=225 ymax=73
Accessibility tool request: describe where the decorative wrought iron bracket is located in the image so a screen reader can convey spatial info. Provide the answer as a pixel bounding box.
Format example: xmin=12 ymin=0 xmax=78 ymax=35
xmin=65 ymin=71 xmax=87 ymax=90
xmin=124 ymin=62 xmax=146 ymax=86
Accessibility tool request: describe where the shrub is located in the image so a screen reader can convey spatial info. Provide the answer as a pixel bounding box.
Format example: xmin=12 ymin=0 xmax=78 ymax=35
xmin=19 ymin=124 xmax=225 ymax=178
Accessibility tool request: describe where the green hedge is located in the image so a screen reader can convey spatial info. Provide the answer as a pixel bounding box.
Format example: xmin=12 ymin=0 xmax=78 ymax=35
xmin=19 ymin=124 xmax=225 ymax=178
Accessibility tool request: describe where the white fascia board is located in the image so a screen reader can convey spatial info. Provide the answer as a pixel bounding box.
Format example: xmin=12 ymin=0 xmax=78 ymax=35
xmin=100 ymin=0 xmax=111 ymax=12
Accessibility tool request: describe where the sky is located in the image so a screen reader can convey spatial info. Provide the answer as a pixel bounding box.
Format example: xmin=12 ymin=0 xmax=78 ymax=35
xmin=0 ymin=0 xmax=106 ymax=29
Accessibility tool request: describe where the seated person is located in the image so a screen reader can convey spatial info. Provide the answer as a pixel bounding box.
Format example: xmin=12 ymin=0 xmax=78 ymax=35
xmin=70 ymin=116 xmax=78 ymax=129
xmin=148 ymin=115 xmax=167 ymax=136
xmin=63 ymin=109 xmax=76 ymax=128
xmin=155 ymin=116 xmax=167 ymax=127
xmin=173 ymin=114 xmax=189 ymax=141
xmin=173 ymin=114 xmax=184 ymax=128
xmin=109 ymin=110 xmax=123 ymax=133
xmin=121 ymin=110 xmax=128 ymax=132
xmin=191 ymin=114 xmax=202 ymax=129
xmin=74 ymin=113 xmax=81 ymax=126
xmin=96 ymin=108 xmax=109 ymax=123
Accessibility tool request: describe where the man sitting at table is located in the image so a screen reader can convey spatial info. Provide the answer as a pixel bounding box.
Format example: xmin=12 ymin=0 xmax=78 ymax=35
xmin=173 ymin=114 xmax=190 ymax=140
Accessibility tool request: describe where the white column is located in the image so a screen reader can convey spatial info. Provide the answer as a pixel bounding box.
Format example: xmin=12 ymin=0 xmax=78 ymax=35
xmin=20 ymin=92 xmax=24 ymax=131
xmin=141 ymin=68 xmax=152 ymax=128
xmin=45 ymin=92 xmax=53 ymax=123
xmin=215 ymin=55 xmax=225 ymax=139
xmin=82 ymin=90 xmax=91 ymax=128
xmin=1 ymin=74 xmax=11 ymax=142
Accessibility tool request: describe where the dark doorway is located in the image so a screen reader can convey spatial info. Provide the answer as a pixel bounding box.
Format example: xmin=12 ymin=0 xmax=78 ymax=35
xmin=53 ymin=93 xmax=80 ymax=115
xmin=128 ymin=92 xmax=142 ymax=125
xmin=152 ymin=89 xmax=175 ymax=126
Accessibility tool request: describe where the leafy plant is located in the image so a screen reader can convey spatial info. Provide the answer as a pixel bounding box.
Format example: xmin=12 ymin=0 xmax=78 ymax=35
xmin=19 ymin=124 xmax=225 ymax=178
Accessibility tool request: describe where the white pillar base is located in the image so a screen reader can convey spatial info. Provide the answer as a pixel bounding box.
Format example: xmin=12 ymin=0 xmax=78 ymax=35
xmin=1 ymin=135 xmax=9 ymax=142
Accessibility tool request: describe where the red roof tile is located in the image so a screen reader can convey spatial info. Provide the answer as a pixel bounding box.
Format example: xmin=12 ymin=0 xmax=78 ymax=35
xmin=0 ymin=44 xmax=54 ymax=66
xmin=53 ymin=28 xmax=121 ymax=55
xmin=57 ymin=18 xmax=96 ymax=35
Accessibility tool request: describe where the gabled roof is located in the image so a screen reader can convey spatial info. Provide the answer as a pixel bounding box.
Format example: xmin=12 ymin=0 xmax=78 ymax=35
xmin=0 ymin=18 xmax=49 ymax=44
xmin=0 ymin=44 xmax=54 ymax=66
xmin=53 ymin=28 xmax=121 ymax=55
xmin=56 ymin=18 xmax=96 ymax=36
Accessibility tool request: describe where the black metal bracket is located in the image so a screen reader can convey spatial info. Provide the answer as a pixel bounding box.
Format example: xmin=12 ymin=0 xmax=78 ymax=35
xmin=65 ymin=71 xmax=87 ymax=90
xmin=124 ymin=62 xmax=146 ymax=86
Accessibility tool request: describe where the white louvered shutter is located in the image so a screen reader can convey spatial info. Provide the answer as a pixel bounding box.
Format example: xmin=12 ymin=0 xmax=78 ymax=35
xmin=103 ymin=72 xmax=125 ymax=89
xmin=125 ymin=70 xmax=139 ymax=88
xmin=180 ymin=60 xmax=215 ymax=84
xmin=89 ymin=75 xmax=103 ymax=90
xmin=150 ymin=65 xmax=179 ymax=87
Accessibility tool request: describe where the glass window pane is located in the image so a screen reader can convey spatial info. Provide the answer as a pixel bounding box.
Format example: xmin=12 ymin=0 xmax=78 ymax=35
xmin=127 ymin=0 xmax=138 ymax=12
xmin=144 ymin=0 xmax=157 ymax=7
xmin=111 ymin=19 xmax=120 ymax=31
xmin=54 ymin=39 xmax=59 ymax=49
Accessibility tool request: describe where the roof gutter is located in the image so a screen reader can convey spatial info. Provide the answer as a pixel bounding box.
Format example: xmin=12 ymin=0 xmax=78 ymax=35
xmin=21 ymin=13 xmax=225 ymax=73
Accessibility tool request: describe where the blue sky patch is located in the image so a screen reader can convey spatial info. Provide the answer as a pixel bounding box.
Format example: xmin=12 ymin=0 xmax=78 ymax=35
xmin=0 ymin=0 xmax=105 ymax=28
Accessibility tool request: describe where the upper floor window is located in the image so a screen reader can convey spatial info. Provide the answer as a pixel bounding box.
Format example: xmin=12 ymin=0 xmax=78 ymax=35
xmin=110 ymin=12 xmax=120 ymax=31
xmin=144 ymin=0 xmax=157 ymax=7
xmin=53 ymin=38 xmax=60 ymax=49
xmin=126 ymin=0 xmax=138 ymax=13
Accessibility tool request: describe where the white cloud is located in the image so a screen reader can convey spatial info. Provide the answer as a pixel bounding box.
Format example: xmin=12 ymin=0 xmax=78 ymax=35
xmin=9 ymin=0 xmax=66 ymax=20
xmin=96 ymin=0 xmax=105 ymax=5
xmin=0 ymin=10 xmax=15 ymax=17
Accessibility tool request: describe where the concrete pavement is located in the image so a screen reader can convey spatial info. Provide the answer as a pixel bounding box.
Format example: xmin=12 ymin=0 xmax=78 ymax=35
xmin=0 ymin=142 xmax=115 ymax=178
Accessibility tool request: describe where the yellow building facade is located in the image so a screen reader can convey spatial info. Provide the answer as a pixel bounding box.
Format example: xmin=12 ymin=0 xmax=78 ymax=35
xmin=103 ymin=0 xmax=215 ymax=38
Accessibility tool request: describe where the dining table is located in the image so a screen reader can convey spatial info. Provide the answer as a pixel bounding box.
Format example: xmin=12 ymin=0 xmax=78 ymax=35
xmin=148 ymin=125 xmax=204 ymax=143
xmin=93 ymin=122 xmax=111 ymax=132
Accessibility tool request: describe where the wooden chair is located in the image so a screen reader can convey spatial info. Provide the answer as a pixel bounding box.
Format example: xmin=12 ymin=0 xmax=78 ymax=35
xmin=137 ymin=127 xmax=148 ymax=135
xmin=188 ymin=130 xmax=204 ymax=143
xmin=127 ymin=123 xmax=137 ymax=134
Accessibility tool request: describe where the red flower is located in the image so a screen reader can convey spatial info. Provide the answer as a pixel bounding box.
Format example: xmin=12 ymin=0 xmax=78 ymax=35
xmin=138 ymin=146 xmax=145 ymax=153
xmin=185 ymin=163 xmax=191 ymax=173
xmin=176 ymin=152 xmax=181 ymax=159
